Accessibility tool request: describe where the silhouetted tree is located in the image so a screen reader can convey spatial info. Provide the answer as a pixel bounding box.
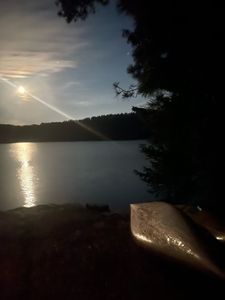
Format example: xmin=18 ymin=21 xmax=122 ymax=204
xmin=0 ymin=113 xmax=148 ymax=143
xmin=56 ymin=0 xmax=225 ymax=212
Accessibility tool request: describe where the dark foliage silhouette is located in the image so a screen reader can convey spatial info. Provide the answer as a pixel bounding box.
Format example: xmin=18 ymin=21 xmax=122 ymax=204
xmin=0 ymin=113 xmax=149 ymax=143
xmin=56 ymin=0 xmax=225 ymax=212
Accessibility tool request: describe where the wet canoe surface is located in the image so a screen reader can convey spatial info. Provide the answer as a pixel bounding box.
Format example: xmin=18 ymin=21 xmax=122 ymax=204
xmin=1 ymin=204 xmax=225 ymax=300
xmin=131 ymin=202 xmax=225 ymax=278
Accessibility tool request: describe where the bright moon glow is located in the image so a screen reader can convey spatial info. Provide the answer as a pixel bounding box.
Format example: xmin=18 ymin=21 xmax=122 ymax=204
xmin=0 ymin=76 xmax=108 ymax=140
xmin=18 ymin=86 xmax=26 ymax=94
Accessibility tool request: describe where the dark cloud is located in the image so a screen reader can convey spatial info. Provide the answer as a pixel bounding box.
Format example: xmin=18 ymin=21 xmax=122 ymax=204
xmin=0 ymin=0 xmax=85 ymax=78
xmin=0 ymin=0 xmax=145 ymax=125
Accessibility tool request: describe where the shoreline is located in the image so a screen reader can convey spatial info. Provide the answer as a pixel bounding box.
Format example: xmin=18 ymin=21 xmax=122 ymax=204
xmin=0 ymin=138 xmax=146 ymax=145
xmin=1 ymin=204 xmax=224 ymax=299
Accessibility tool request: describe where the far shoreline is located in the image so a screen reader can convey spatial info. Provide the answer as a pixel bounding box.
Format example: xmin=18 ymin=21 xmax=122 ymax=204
xmin=0 ymin=138 xmax=147 ymax=145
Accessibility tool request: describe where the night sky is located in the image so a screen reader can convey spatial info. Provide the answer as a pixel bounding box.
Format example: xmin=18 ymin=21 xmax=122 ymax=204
xmin=0 ymin=0 xmax=145 ymax=125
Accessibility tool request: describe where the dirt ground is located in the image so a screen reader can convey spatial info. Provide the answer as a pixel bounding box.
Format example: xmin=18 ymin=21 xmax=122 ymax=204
xmin=0 ymin=204 xmax=224 ymax=300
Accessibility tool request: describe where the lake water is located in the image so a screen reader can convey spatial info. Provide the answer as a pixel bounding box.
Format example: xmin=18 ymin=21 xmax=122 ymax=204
xmin=0 ymin=140 xmax=152 ymax=212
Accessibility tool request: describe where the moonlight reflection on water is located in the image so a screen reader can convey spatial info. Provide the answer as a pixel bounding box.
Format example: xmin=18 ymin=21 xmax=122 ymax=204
xmin=10 ymin=143 xmax=38 ymax=208
xmin=0 ymin=141 xmax=150 ymax=212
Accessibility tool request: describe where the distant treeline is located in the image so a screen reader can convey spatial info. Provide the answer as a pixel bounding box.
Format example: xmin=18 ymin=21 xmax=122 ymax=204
xmin=0 ymin=113 xmax=150 ymax=143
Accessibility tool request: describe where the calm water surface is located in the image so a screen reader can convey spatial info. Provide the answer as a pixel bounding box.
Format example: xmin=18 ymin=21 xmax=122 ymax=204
xmin=0 ymin=141 xmax=151 ymax=211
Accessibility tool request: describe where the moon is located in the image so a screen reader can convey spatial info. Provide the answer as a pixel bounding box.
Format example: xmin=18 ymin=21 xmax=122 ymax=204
xmin=18 ymin=86 xmax=26 ymax=94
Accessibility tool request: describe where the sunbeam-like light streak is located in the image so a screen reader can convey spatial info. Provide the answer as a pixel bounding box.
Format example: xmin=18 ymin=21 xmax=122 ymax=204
xmin=0 ymin=76 xmax=18 ymax=89
xmin=0 ymin=75 xmax=108 ymax=140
